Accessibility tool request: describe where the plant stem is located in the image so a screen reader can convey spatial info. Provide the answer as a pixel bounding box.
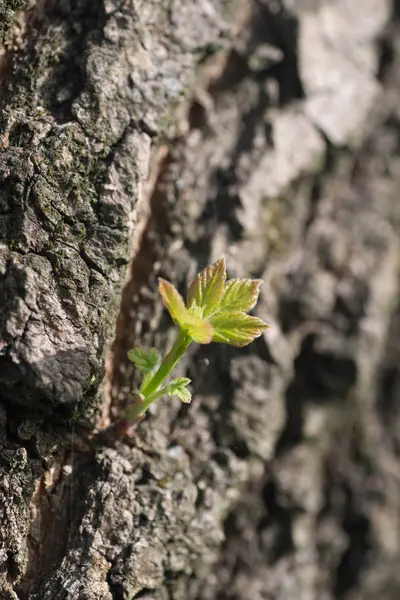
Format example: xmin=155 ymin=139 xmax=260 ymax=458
xmin=125 ymin=386 xmax=168 ymax=421
xmin=124 ymin=330 xmax=192 ymax=422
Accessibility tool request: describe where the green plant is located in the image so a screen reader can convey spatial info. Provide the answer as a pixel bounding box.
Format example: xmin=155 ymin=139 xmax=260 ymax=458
xmin=122 ymin=257 xmax=269 ymax=431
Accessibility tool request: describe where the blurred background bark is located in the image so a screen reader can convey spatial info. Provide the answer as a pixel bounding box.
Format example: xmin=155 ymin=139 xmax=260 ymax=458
xmin=0 ymin=0 xmax=400 ymax=599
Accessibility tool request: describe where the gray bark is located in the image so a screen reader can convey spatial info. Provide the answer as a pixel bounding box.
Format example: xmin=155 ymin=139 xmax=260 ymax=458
xmin=1 ymin=0 xmax=399 ymax=599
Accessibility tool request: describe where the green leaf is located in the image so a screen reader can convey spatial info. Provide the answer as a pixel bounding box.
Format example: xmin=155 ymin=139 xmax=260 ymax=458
xmin=159 ymin=279 xmax=187 ymax=325
xmin=158 ymin=278 xmax=213 ymax=343
xmin=182 ymin=313 xmax=213 ymax=344
xmin=210 ymin=311 xmax=269 ymax=347
xmin=166 ymin=377 xmax=192 ymax=403
xmin=187 ymin=257 xmax=226 ymax=316
xmin=219 ymin=278 xmax=263 ymax=313
xmin=187 ymin=301 xmax=202 ymax=318
xmin=128 ymin=347 xmax=160 ymax=372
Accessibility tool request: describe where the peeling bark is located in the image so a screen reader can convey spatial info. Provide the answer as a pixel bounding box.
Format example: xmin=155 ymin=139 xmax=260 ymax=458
xmin=1 ymin=1 xmax=400 ymax=599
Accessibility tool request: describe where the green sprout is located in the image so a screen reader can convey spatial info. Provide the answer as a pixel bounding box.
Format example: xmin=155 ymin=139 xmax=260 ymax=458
xmin=122 ymin=257 xmax=269 ymax=431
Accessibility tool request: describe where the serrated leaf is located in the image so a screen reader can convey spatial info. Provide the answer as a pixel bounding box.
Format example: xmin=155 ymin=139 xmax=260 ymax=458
xmin=187 ymin=257 xmax=226 ymax=316
xmin=219 ymin=278 xmax=263 ymax=313
xmin=175 ymin=388 xmax=192 ymax=403
xmin=168 ymin=377 xmax=191 ymax=389
xmin=166 ymin=377 xmax=192 ymax=403
xmin=158 ymin=278 xmax=213 ymax=342
xmin=158 ymin=279 xmax=187 ymax=325
xmin=187 ymin=301 xmax=202 ymax=318
xmin=210 ymin=311 xmax=269 ymax=347
xmin=182 ymin=313 xmax=213 ymax=344
xmin=127 ymin=347 xmax=160 ymax=372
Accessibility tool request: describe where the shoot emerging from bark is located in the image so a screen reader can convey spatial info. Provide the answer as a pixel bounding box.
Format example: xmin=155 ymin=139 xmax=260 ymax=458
xmin=122 ymin=257 xmax=269 ymax=430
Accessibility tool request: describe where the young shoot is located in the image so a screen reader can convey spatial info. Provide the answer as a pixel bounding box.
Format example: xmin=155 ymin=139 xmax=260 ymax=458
xmin=123 ymin=257 xmax=269 ymax=430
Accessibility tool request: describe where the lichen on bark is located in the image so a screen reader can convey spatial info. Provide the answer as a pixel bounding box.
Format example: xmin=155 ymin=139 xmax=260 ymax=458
xmin=0 ymin=0 xmax=27 ymax=39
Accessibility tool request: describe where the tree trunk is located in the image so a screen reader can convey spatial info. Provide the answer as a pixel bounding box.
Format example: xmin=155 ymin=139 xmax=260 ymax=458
xmin=1 ymin=0 xmax=399 ymax=599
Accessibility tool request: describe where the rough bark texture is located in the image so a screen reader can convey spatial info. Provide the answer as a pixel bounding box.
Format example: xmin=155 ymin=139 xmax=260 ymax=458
xmin=1 ymin=0 xmax=400 ymax=599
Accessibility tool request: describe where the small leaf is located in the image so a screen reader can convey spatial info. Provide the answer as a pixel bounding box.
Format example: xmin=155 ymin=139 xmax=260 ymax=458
xmin=158 ymin=279 xmax=187 ymax=325
xmin=187 ymin=257 xmax=226 ymax=316
xmin=158 ymin=278 xmax=213 ymax=342
xmin=128 ymin=347 xmax=160 ymax=372
xmin=166 ymin=377 xmax=192 ymax=403
xmin=175 ymin=387 xmax=192 ymax=403
xmin=182 ymin=313 xmax=213 ymax=344
xmin=168 ymin=377 xmax=191 ymax=388
xmin=219 ymin=278 xmax=263 ymax=313
xmin=187 ymin=301 xmax=202 ymax=318
xmin=210 ymin=311 xmax=269 ymax=347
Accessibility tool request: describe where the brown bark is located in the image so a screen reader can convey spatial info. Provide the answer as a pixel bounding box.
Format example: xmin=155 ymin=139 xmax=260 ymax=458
xmin=1 ymin=1 xmax=399 ymax=599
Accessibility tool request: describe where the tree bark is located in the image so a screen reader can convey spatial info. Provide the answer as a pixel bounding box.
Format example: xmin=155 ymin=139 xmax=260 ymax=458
xmin=1 ymin=0 xmax=399 ymax=599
